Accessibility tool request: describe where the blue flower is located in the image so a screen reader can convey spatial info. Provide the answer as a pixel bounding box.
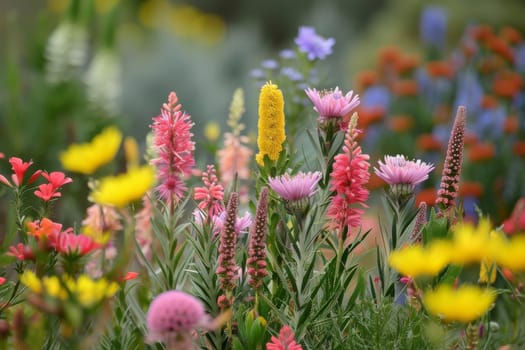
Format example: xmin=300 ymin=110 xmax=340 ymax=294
xmin=281 ymin=67 xmax=303 ymax=81
xmin=250 ymin=68 xmax=265 ymax=79
xmin=361 ymin=85 xmax=390 ymax=110
xmin=515 ymin=44 xmax=525 ymax=73
xmin=420 ymin=6 xmax=447 ymax=48
xmin=294 ymin=26 xmax=335 ymax=61
xmin=455 ymin=70 xmax=483 ymax=115
xmin=279 ymin=49 xmax=296 ymax=59
xmin=261 ymin=59 xmax=279 ymax=70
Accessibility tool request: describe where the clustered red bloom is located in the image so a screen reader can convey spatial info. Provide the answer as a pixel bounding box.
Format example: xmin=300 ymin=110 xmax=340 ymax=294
xmin=0 ymin=157 xmax=42 ymax=188
xmin=194 ymin=164 xmax=225 ymax=220
xmin=150 ymin=92 xmax=195 ymax=207
xmin=216 ymin=192 xmax=239 ymax=309
xmin=247 ymin=187 xmax=269 ymax=290
xmin=266 ymin=325 xmax=303 ymax=350
xmin=326 ymin=120 xmax=370 ymax=235
xmin=146 ymin=290 xmax=212 ymax=348
xmin=7 ymin=243 xmax=35 ymax=261
xmin=34 ymin=171 xmax=73 ymax=202
xmin=26 ymin=217 xmax=100 ymax=257
xmin=436 ymin=106 xmax=467 ymax=210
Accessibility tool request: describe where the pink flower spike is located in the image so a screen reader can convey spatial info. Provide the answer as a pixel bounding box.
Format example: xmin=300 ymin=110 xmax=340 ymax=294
xmin=266 ymin=325 xmax=303 ymax=350
xmin=194 ymin=165 xmax=224 ymax=220
xmin=305 ymin=87 xmax=360 ymax=119
xmin=42 ymin=171 xmax=73 ymax=189
xmin=53 ymin=232 xmax=101 ymax=256
xmin=8 ymin=157 xmax=33 ymax=186
xmin=34 ymin=183 xmax=61 ymax=202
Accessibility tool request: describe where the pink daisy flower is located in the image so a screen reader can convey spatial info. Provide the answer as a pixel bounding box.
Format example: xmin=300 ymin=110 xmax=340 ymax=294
xmin=305 ymin=87 xmax=360 ymax=121
xmin=268 ymin=171 xmax=322 ymax=201
xmin=374 ymin=154 xmax=434 ymax=197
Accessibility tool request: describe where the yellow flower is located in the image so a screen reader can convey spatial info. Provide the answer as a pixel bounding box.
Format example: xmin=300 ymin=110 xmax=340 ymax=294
xmin=479 ymin=260 xmax=497 ymax=284
xmin=423 ymin=284 xmax=496 ymax=323
xmin=204 ymin=121 xmax=221 ymax=142
xmin=60 ymin=126 xmax=122 ymax=175
xmin=20 ymin=270 xmax=42 ymax=294
xmin=388 ymin=243 xmax=450 ymax=278
xmin=447 ymin=219 xmax=493 ymax=265
xmin=66 ymin=275 xmax=119 ymax=308
xmin=90 ymin=165 xmax=155 ymax=207
xmin=256 ymin=82 xmax=286 ymax=165
xmin=42 ymin=276 xmax=68 ymax=300
xmin=124 ymin=136 xmax=140 ymax=169
xmin=492 ymin=235 xmax=525 ymax=271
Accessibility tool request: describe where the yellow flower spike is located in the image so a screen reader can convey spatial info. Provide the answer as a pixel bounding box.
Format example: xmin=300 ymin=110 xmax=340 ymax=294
xmin=124 ymin=136 xmax=140 ymax=170
xmin=256 ymin=82 xmax=286 ymax=165
xmin=388 ymin=243 xmax=450 ymax=278
xmin=60 ymin=126 xmax=123 ymax=175
xmin=20 ymin=270 xmax=42 ymax=294
xmin=448 ymin=218 xmax=493 ymax=265
xmin=90 ymin=165 xmax=155 ymax=207
xmin=423 ymin=284 xmax=496 ymax=323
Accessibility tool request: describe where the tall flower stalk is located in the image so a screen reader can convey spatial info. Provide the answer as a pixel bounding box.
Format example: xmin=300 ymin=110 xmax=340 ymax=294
xmin=256 ymin=82 xmax=286 ymax=166
xmin=326 ymin=114 xmax=370 ymax=238
xmin=436 ymin=106 xmax=467 ymax=213
xmin=150 ymin=92 xmax=195 ymax=213
xmin=247 ymin=187 xmax=269 ymax=308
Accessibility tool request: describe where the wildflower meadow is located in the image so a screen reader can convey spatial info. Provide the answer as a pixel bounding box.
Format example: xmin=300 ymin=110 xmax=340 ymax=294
xmin=1 ymin=1 xmax=525 ymax=349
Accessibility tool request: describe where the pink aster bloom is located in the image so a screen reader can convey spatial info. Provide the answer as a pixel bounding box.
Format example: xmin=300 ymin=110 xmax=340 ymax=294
xmin=326 ymin=118 xmax=370 ymax=236
xmin=266 ymin=325 xmax=303 ymax=350
xmin=305 ymin=87 xmax=360 ymax=121
xmin=268 ymin=171 xmax=322 ymax=201
xmin=150 ymin=92 xmax=195 ymax=207
xmin=194 ymin=165 xmax=225 ymax=220
xmin=375 ymin=155 xmax=434 ymax=186
xmin=211 ymin=210 xmax=252 ymax=237
xmin=147 ymin=290 xmax=213 ymax=349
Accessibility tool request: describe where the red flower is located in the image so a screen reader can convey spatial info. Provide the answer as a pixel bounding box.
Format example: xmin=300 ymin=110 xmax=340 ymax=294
xmin=7 ymin=243 xmax=35 ymax=261
xmin=34 ymin=183 xmax=62 ymax=201
xmin=122 ymin=272 xmax=139 ymax=281
xmin=41 ymin=171 xmax=73 ymax=189
xmin=194 ymin=165 xmax=224 ymax=220
xmin=51 ymin=232 xmax=101 ymax=256
xmin=0 ymin=277 xmax=5 ymax=285
xmin=266 ymin=325 xmax=303 ymax=350
xmin=0 ymin=157 xmax=42 ymax=187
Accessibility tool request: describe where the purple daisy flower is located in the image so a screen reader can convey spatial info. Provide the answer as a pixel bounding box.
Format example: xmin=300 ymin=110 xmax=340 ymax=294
xmin=375 ymin=155 xmax=434 ymax=187
xmin=305 ymin=87 xmax=360 ymax=120
xmin=294 ymin=26 xmax=335 ymax=61
xmin=269 ymin=171 xmax=322 ymax=213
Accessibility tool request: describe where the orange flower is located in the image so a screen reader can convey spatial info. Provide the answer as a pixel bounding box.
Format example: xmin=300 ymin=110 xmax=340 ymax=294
xmin=463 ymin=132 xmax=479 ymax=147
xmin=481 ymin=95 xmax=499 ymax=109
xmin=356 ymin=70 xmax=378 ymax=91
xmin=368 ymin=172 xmax=386 ymax=190
xmin=500 ymin=26 xmax=522 ymax=45
xmin=378 ymin=46 xmax=402 ymax=67
xmin=513 ymin=141 xmax=525 ymax=157
xmin=27 ymin=218 xmax=64 ymax=239
xmin=492 ymin=71 xmax=522 ymax=98
xmin=388 ymin=115 xmax=414 ymax=132
xmin=471 ymin=25 xmax=494 ymax=42
xmin=468 ymin=142 xmax=496 ymax=162
xmin=503 ymin=116 xmax=519 ymax=134
xmin=487 ymin=36 xmax=514 ymax=63
xmin=391 ymin=80 xmax=418 ymax=96
xmin=417 ymin=134 xmax=443 ymax=152
xmin=395 ymin=54 xmax=420 ymax=74
xmin=356 ymin=107 xmax=385 ymax=129
xmin=433 ymin=105 xmax=452 ymax=124
xmin=427 ymin=61 xmax=454 ymax=78
xmin=459 ymin=182 xmax=484 ymax=198
xmin=416 ymin=187 xmax=438 ymax=206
